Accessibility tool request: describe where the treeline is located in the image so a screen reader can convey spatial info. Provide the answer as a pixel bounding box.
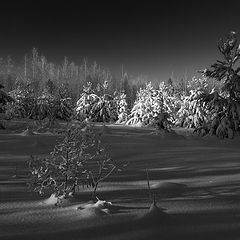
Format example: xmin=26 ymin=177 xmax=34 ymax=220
xmin=0 ymin=48 xmax=158 ymax=107
xmin=1 ymin=31 xmax=240 ymax=139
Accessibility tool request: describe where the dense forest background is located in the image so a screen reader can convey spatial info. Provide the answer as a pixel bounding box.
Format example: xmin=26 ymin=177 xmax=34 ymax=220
xmin=0 ymin=48 xmax=189 ymax=105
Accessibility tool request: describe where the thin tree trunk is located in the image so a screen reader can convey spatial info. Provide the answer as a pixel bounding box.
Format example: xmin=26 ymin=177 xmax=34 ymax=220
xmin=24 ymin=55 xmax=27 ymax=82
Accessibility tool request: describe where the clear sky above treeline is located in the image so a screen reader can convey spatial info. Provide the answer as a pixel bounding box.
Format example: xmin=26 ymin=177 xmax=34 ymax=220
xmin=1 ymin=0 xmax=240 ymax=81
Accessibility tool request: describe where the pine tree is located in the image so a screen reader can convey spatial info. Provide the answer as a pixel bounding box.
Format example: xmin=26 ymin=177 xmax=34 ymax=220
xmin=199 ymin=31 xmax=240 ymax=138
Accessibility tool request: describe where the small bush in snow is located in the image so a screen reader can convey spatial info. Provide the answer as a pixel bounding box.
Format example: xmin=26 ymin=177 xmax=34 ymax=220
xmin=28 ymin=121 xmax=122 ymax=202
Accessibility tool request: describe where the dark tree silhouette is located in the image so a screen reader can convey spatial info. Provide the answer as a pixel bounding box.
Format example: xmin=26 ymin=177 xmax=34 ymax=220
xmin=198 ymin=31 xmax=240 ymax=138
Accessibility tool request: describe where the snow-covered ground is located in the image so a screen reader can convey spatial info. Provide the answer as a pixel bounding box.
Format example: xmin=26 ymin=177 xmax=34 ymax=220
xmin=1 ymin=121 xmax=240 ymax=239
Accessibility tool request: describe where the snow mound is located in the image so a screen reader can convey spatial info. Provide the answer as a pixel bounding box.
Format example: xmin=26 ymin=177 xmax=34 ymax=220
xmin=135 ymin=122 xmax=144 ymax=127
xmin=139 ymin=202 xmax=170 ymax=224
xmin=19 ymin=128 xmax=36 ymax=136
xmin=77 ymin=198 xmax=112 ymax=217
xmin=35 ymin=128 xmax=54 ymax=134
xmin=42 ymin=193 xmax=79 ymax=207
xmin=42 ymin=194 xmax=59 ymax=205
xmin=83 ymin=199 xmax=112 ymax=209
xmin=78 ymin=206 xmax=109 ymax=218
xmin=151 ymin=182 xmax=188 ymax=196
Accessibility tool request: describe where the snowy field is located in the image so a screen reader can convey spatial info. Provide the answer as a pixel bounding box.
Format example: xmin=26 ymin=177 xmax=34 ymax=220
xmin=1 ymin=121 xmax=240 ymax=240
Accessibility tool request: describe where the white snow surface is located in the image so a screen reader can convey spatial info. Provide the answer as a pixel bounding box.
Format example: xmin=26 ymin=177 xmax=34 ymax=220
xmin=1 ymin=123 xmax=240 ymax=239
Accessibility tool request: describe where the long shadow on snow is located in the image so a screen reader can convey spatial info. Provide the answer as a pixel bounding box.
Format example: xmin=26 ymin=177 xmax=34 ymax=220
xmin=3 ymin=209 xmax=240 ymax=240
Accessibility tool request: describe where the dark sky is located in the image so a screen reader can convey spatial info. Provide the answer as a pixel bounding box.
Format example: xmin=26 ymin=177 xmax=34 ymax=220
xmin=0 ymin=0 xmax=240 ymax=80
